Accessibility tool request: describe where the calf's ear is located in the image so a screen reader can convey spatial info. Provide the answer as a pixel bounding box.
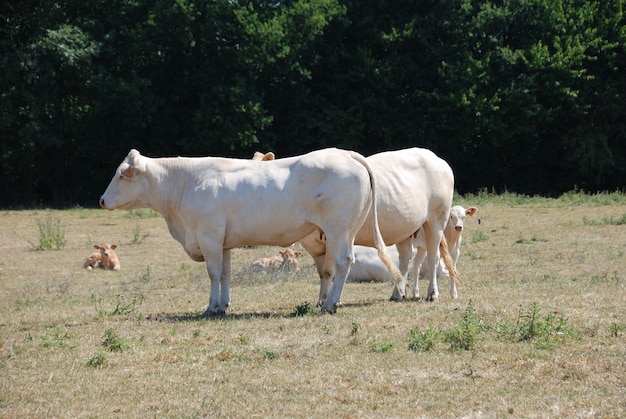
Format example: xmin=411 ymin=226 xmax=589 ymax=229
xmin=94 ymin=245 xmax=101 ymax=250
xmin=466 ymin=207 xmax=478 ymax=217
xmin=111 ymin=244 xmax=117 ymax=249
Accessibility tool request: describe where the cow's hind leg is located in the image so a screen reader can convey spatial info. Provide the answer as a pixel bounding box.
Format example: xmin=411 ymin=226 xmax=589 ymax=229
xmin=314 ymin=254 xmax=333 ymax=307
xmin=390 ymin=238 xmax=413 ymax=301
xmin=320 ymin=238 xmax=354 ymax=313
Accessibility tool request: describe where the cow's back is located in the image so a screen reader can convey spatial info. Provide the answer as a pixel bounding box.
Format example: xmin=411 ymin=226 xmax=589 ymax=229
xmin=197 ymin=148 xmax=372 ymax=249
xmin=354 ymin=148 xmax=454 ymax=246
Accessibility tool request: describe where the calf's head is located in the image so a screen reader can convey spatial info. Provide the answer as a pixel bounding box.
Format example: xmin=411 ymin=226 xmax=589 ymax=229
xmin=449 ymin=205 xmax=478 ymax=233
xmin=100 ymin=149 xmax=148 ymax=210
xmin=279 ymin=248 xmax=302 ymax=270
xmin=96 ymin=243 xmax=117 ymax=261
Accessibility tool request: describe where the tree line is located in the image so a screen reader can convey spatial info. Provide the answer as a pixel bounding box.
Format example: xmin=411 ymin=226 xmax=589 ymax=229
xmin=1 ymin=0 xmax=625 ymax=207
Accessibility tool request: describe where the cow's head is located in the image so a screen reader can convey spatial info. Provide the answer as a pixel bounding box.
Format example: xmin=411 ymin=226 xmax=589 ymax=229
xmin=95 ymin=243 xmax=117 ymax=260
xmin=100 ymin=149 xmax=148 ymax=210
xmin=449 ymin=205 xmax=478 ymax=232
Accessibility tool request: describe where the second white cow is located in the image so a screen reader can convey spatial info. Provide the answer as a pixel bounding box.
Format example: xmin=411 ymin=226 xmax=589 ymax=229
xmin=299 ymin=148 xmax=459 ymax=302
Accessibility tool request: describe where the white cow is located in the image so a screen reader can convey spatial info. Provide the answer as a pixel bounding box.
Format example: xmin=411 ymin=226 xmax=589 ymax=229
xmin=100 ymin=148 xmax=400 ymax=314
xmin=299 ymin=148 xmax=459 ymax=303
xmin=347 ymin=245 xmax=400 ymax=282
xmin=411 ymin=205 xmax=477 ymax=299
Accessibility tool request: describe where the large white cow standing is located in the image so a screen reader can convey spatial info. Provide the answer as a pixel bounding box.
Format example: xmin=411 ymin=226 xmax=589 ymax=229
xmin=99 ymin=148 xmax=400 ymax=315
xmin=298 ymin=148 xmax=459 ymax=302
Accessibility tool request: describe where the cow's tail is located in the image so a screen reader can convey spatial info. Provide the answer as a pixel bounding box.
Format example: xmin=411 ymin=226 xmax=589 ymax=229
xmin=440 ymin=235 xmax=462 ymax=286
xmin=349 ymin=152 xmax=404 ymax=285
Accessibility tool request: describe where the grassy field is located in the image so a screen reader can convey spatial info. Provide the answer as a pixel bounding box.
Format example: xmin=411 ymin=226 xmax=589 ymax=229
xmin=1 ymin=192 xmax=625 ymax=417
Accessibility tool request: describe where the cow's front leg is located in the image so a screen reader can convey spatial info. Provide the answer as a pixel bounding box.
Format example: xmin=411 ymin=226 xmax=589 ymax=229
xmin=220 ymin=249 xmax=232 ymax=309
xmin=200 ymin=241 xmax=228 ymax=316
xmin=411 ymin=246 xmax=427 ymax=300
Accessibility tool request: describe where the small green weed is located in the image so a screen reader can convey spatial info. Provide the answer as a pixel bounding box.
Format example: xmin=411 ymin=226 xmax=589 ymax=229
xmin=607 ymin=323 xmax=624 ymax=338
xmin=92 ymin=293 xmax=145 ymax=316
xmin=498 ymin=302 xmax=573 ymax=350
xmin=445 ymin=300 xmax=483 ymax=351
xmin=515 ymin=234 xmax=547 ymax=244
xmin=369 ymin=341 xmax=394 ymax=353
xmin=30 ymin=214 xmax=66 ymax=250
xmin=101 ymin=328 xmax=130 ymax=352
xmin=131 ymin=225 xmax=149 ymax=244
xmin=350 ymin=321 xmax=360 ymax=335
xmin=41 ymin=326 xmax=74 ymax=349
xmin=86 ymin=352 xmax=108 ymax=368
xmin=292 ymin=301 xmax=312 ymax=317
xmin=408 ymin=325 xmax=440 ymax=352
xmin=471 ymin=231 xmax=488 ymax=243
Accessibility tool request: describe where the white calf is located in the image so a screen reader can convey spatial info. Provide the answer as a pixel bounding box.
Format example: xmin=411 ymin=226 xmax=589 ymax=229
xmin=412 ymin=205 xmax=477 ymax=299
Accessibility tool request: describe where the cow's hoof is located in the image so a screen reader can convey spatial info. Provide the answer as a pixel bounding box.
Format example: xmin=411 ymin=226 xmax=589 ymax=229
xmin=389 ymin=294 xmax=405 ymax=302
xmin=203 ymin=308 xmax=226 ymax=317
xmin=321 ymin=303 xmax=337 ymax=314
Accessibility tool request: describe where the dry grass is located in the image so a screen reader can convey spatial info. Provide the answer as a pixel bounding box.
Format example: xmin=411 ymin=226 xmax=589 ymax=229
xmin=1 ymin=197 xmax=626 ymax=417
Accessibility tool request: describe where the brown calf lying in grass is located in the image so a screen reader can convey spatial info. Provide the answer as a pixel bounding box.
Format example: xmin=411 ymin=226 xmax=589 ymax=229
xmin=83 ymin=243 xmax=121 ymax=271
xmin=251 ymin=248 xmax=302 ymax=273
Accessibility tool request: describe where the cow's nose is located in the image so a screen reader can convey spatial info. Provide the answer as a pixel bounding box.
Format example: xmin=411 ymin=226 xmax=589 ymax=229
xmin=455 ymin=226 xmax=463 ymax=232
xmin=99 ymin=198 xmax=105 ymax=208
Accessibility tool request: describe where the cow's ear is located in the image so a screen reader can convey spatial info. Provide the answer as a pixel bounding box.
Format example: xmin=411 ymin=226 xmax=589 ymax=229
xmin=125 ymin=149 xmax=147 ymax=174
xmin=262 ymin=152 xmax=275 ymax=161
xmin=111 ymin=244 xmax=117 ymax=250
xmin=94 ymin=244 xmax=100 ymax=250
xmin=466 ymin=207 xmax=478 ymax=217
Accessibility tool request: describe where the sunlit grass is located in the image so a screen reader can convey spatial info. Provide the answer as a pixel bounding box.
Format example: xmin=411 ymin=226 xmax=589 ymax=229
xmin=1 ymin=196 xmax=625 ymax=417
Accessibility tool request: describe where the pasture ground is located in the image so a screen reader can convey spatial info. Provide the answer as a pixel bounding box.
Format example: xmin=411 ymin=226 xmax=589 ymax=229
xmin=1 ymin=192 xmax=625 ymax=417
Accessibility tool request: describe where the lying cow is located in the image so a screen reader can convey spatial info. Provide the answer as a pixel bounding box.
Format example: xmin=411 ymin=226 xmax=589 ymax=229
xmin=82 ymin=243 xmax=121 ymax=271
xmin=411 ymin=205 xmax=477 ymax=299
xmin=100 ymin=148 xmax=401 ymax=315
xmin=252 ymin=248 xmax=302 ymax=273
xmin=347 ymin=245 xmax=400 ymax=282
xmin=298 ymin=148 xmax=460 ymax=303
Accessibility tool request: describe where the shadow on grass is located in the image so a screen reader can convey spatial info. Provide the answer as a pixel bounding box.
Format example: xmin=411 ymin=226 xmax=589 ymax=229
xmin=145 ymin=299 xmax=383 ymax=322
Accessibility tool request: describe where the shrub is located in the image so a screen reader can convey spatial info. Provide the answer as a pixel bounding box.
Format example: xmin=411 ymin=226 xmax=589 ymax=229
xmin=445 ymin=300 xmax=484 ymax=351
xmin=30 ymin=214 xmax=66 ymax=250
xmin=408 ymin=325 xmax=440 ymax=352
xmin=101 ymin=328 xmax=130 ymax=352
xmin=292 ymin=301 xmax=312 ymax=317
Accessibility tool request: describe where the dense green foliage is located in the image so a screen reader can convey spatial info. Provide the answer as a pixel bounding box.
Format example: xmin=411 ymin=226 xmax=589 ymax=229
xmin=2 ymin=0 xmax=625 ymax=207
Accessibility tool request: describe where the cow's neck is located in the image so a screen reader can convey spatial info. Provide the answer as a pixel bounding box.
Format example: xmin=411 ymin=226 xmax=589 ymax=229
xmin=143 ymin=158 xmax=193 ymax=244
